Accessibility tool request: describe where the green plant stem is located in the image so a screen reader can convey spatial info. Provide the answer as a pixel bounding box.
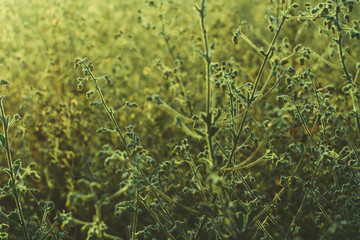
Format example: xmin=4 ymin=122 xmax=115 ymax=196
xmin=195 ymin=0 xmax=215 ymax=163
xmin=335 ymin=13 xmax=360 ymax=138
xmin=130 ymin=184 xmax=139 ymax=240
xmin=27 ymin=191 xmax=59 ymax=240
xmin=0 ymin=97 xmax=29 ymax=240
xmin=226 ymin=8 xmax=289 ymax=168
xmin=286 ymin=158 xmax=322 ymax=237
xmin=284 ymin=87 xmax=326 ymax=237
xmin=220 ymin=9 xmax=293 ymax=237
xmin=260 ymin=63 xmax=276 ymax=94
xmin=159 ymin=1 xmax=193 ymax=116
xmin=309 ymin=72 xmax=327 ymax=143
xmin=139 ymin=196 xmax=176 ymax=240
xmin=228 ymin=187 xmax=273 ymax=240
xmin=71 ymin=218 xmax=122 ymax=240
xmin=334 ymin=110 xmax=360 ymax=164
xmin=283 ymin=95 xmax=319 ymax=147
xmin=80 ymin=61 xmax=188 ymax=238
xmin=39 ymin=222 xmax=58 ymax=240
xmin=196 ymin=0 xmax=212 ymax=118
xmin=195 ymin=194 xmax=217 ymax=239
xmin=81 ymin=60 xmax=130 ymax=156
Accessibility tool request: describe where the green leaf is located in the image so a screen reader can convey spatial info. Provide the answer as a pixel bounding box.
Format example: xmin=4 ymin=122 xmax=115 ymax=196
xmin=0 ymin=79 xmax=9 ymax=85
xmin=2 ymin=168 xmax=11 ymax=177
xmin=44 ymin=201 xmax=55 ymax=212
xmin=237 ymin=92 xmax=247 ymax=102
xmin=0 ymin=223 xmax=9 ymax=232
xmin=8 ymin=210 xmax=21 ymax=227
xmin=193 ymin=129 xmax=206 ymax=137
xmin=0 ymin=232 xmax=8 ymax=240
xmin=0 ymin=134 xmax=5 ymax=148
xmin=13 ymin=160 xmax=21 ymax=176
xmin=213 ymin=109 xmax=222 ymax=123
xmin=229 ymin=128 xmax=236 ymax=143
xmin=3 ymin=116 xmax=9 ymax=128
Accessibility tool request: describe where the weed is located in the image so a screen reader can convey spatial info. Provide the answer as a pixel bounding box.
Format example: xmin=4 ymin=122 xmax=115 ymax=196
xmin=1 ymin=0 xmax=360 ymax=239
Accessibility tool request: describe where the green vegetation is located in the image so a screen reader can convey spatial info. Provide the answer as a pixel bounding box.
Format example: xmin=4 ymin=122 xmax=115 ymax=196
xmin=1 ymin=0 xmax=360 ymax=239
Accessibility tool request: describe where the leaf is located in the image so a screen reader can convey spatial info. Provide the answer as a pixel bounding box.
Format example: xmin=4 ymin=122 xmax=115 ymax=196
xmin=229 ymin=128 xmax=236 ymax=143
xmin=193 ymin=129 xmax=206 ymax=137
xmin=8 ymin=210 xmax=21 ymax=227
xmin=210 ymin=39 xmax=216 ymax=51
xmin=0 ymin=79 xmax=9 ymax=85
xmin=0 ymin=134 xmax=5 ymax=148
xmin=13 ymin=160 xmax=21 ymax=176
xmin=237 ymin=92 xmax=247 ymax=102
xmin=213 ymin=109 xmax=222 ymax=123
xmin=44 ymin=201 xmax=55 ymax=212
xmin=0 ymin=232 xmax=8 ymax=240
xmin=3 ymin=116 xmax=9 ymax=128
xmin=2 ymin=168 xmax=11 ymax=178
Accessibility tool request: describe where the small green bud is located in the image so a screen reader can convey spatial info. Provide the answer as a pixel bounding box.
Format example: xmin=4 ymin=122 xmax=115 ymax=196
xmin=86 ymin=90 xmax=95 ymax=99
xmin=104 ymin=75 xmax=112 ymax=86
xmin=336 ymin=6 xmax=340 ymax=13
xmin=0 ymin=78 xmax=10 ymax=85
xmin=77 ymin=83 xmax=83 ymax=91
xmin=215 ymin=81 xmax=221 ymax=88
xmin=97 ymin=127 xmax=108 ymax=133
xmin=90 ymin=100 xmax=102 ymax=106
xmin=299 ymin=57 xmax=305 ymax=65
xmin=125 ymin=101 xmax=138 ymax=108
xmin=88 ymin=62 xmax=94 ymax=71
xmin=0 ymin=223 xmax=9 ymax=231
xmin=74 ymin=58 xmax=82 ymax=69
xmin=13 ymin=113 xmax=21 ymax=121
xmin=232 ymin=35 xmax=238 ymax=44
xmin=152 ymin=95 xmax=163 ymax=104
xmin=268 ymin=25 xmax=275 ymax=32
xmin=287 ymin=66 xmax=296 ymax=74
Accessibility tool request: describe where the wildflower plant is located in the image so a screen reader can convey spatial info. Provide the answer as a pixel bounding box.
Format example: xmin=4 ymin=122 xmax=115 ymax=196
xmin=0 ymin=85 xmax=63 ymax=239
xmin=0 ymin=0 xmax=360 ymax=239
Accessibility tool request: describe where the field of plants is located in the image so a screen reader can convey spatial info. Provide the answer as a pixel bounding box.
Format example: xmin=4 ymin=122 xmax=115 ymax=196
xmin=0 ymin=0 xmax=360 ymax=239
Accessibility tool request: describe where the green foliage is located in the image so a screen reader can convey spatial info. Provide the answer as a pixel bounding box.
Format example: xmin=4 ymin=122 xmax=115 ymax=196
xmin=1 ymin=0 xmax=360 ymax=239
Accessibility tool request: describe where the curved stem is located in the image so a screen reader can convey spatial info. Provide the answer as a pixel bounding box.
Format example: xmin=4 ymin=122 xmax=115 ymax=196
xmin=81 ymin=60 xmax=130 ymax=156
xmin=335 ymin=13 xmax=360 ymax=138
xmin=226 ymin=9 xmax=289 ymax=168
xmin=0 ymin=97 xmax=29 ymax=240
xmin=78 ymin=60 xmax=187 ymax=238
